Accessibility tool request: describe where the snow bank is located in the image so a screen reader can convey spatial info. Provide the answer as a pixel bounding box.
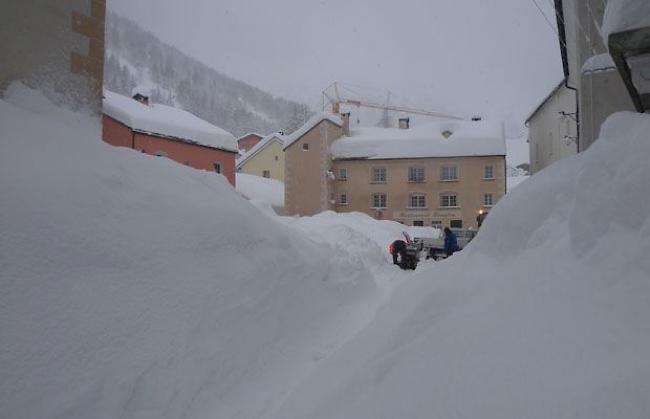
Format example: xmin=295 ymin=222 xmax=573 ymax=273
xmin=282 ymin=211 xmax=440 ymax=270
xmin=0 ymin=85 xmax=380 ymax=419
xmin=601 ymin=0 xmax=650 ymax=42
xmin=331 ymin=119 xmax=506 ymax=160
xmin=236 ymin=173 xmax=285 ymax=208
xmin=103 ymin=90 xmax=237 ymax=152
xmin=274 ymin=112 xmax=650 ymax=418
xmin=506 ymin=174 xmax=529 ymax=191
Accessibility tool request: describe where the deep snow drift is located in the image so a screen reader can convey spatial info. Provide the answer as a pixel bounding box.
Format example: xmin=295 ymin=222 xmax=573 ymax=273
xmin=0 ymin=85 xmax=408 ymax=419
xmin=273 ymin=111 xmax=650 ymax=418
xmin=3 ymin=84 xmax=650 ymax=419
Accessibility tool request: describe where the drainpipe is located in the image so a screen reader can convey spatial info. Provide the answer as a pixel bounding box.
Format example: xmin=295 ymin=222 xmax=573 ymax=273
xmin=564 ymin=79 xmax=580 ymax=153
xmin=554 ymin=0 xmax=580 ymax=152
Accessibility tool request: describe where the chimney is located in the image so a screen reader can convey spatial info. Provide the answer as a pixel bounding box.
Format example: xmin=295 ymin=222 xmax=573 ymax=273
xmin=132 ymin=93 xmax=149 ymax=105
xmin=341 ymin=112 xmax=351 ymax=136
xmin=398 ymin=117 xmax=410 ymax=129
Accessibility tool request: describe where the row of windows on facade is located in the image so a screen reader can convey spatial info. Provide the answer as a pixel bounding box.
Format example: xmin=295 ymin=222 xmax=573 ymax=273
xmin=337 ymin=192 xmax=495 ymax=208
xmin=151 ymin=150 xmax=225 ymax=174
xmin=408 ymin=219 xmax=464 ymax=228
xmin=335 ymin=165 xmax=495 ymax=183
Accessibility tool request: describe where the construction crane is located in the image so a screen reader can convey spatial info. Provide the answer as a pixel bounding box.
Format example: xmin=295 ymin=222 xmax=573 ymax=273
xmin=322 ymin=81 xmax=465 ymax=121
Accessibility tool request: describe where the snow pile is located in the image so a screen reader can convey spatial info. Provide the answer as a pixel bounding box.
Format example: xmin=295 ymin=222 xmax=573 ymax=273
xmin=506 ymin=174 xmax=529 ymax=191
xmin=0 ymin=85 xmax=381 ymax=419
xmin=282 ymin=211 xmax=440 ymax=271
xmin=236 ymin=173 xmax=285 ymax=208
xmin=601 ymin=0 xmax=650 ymax=42
xmin=103 ymin=90 xmax=237 ymax=152
xmin=331 ymin=119 xmax=506 ymax=160
xmin=273 ymin=112 xmax=650 ymax=418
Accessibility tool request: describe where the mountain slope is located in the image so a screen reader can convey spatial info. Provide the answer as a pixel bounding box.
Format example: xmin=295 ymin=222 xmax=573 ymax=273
xmin=104 ymin=12 xmax=312 ymax=137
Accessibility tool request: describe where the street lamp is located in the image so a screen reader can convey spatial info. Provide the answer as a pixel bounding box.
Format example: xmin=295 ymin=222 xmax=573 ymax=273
xmin=609 ymin=26 xmax=650 ymax=112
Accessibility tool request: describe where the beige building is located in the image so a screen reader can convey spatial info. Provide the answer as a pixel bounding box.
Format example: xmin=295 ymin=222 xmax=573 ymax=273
xmin=284 ymin=113 xmax=507 ymax=229
xmin=236 ymin=133 xmax=287 ymax=182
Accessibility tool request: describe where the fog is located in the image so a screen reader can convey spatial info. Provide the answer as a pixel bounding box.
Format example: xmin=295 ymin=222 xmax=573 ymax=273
xmin=109 ymin=0 xmax=563 ymax=136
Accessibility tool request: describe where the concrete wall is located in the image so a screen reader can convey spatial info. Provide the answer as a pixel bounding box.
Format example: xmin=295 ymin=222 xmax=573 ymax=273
xmin=238 ymin=140 xmax=285 ymax=182
xmin=528 ymin=85 xmax=578 ymax=174
xmin=331 ymin=156 xmax=506 ymax=229
xmin=561 ymin=0 xmax=635 ymax=150
xmin=0 ymin=0 xmax=105 ymax=111
xmin=284 ymin=120 xmax=343 ymax=216
xmin=579 ymin=69 xmax=636 ymax=151
xmin=103 ymin=115 xmax=237 ymax=186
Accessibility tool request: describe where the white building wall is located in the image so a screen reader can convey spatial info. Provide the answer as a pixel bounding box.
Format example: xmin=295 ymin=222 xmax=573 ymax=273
xmin=528 ymin=85 xmax=578 ymax=174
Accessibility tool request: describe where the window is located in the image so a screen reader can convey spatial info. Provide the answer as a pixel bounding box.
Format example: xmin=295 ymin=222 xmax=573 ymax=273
xmin=409 ymin=193 xmax=426 ymax=208
xmin=371 ymin=167 xmax=387 ymax=183
xmin=440 ymin=165 xmax=458 ymax=181
xmin=262 ymin=170 xmax=271 ymax=178
xmin=214 ymin=162 xmax=221 ymax=174
xmin=484 ymin=165 xmax=494 ymax=179
xmin=371 ymin=193 xmax=387 ymax=208
xmin=340 ymin=193 xmax=348 ymax=205
xmin=483 ymin=193 xmax=494 ymax=207
xmin=450 ymin=220 xmax=463 ymax=228
xmin=413 ymin=220 xmax=424 ymax=226
xmin=275 ymin=155 xmax=279 ymax=161
xmin=302 ymin=143 xmax=309 ymax=151
xmin=338 ymin=168 xmax=347 ymax=181
xmin=408 ymin=166 xmax=425 ymax=182
xmin=154 ymin=150 xmax=168 ymax=157
xmin=440 ymin=193 xmax=458 ymax=208
xmin=431 ymin=220 xmax=442 ymax=228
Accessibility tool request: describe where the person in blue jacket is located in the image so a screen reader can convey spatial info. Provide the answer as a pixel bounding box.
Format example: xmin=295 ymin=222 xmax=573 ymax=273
xmin=443 ymin=227 xmax=460 ymax=257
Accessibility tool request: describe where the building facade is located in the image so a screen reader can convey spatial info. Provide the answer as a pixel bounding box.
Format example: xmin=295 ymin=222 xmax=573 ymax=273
xmin=284 ymin=113 xmax=507 ymax=229
xmin=236 ymin=133 xmax=287 ymax=182
xmin=331 ymin=156 xmax=505 ymax=228
xmin=555 ymin=0 xmax=636 ymax=151
xmin=284 ymin=114 xmax=344 ymax=216
xmin=526 ymin=80 xmax=578 ymax=174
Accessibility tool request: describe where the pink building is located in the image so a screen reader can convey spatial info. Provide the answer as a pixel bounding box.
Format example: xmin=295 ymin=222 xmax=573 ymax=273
xmin=102 ymin=91 xmax=238 ymax=186
xmin=237 ymin=133 xmax=264 ymax=152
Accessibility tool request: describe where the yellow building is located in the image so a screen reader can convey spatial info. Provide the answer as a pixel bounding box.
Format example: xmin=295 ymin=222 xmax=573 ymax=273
xmin=236 ymin=133 xmax=287 ymax=182
xmin=284 ymin=113 xmax=507 ymax=229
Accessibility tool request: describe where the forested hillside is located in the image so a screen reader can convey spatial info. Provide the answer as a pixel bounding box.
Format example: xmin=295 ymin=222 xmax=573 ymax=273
xmin=104 ymin=12 xmax=312 ymax=137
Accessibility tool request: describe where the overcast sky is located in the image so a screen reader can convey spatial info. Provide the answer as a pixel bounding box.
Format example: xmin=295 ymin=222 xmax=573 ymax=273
xmin=109 ymin=0 xmax=563 ymax=137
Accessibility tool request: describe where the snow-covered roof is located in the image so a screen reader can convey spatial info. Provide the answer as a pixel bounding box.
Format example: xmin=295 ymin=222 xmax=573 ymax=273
xmin=283 ymin=112 xmax=343 ymax=150
xmin=236 ymin=132 xmax=287 ymax=168
xmin=581 ymin=53 xmax=616 ymax=74
xmin=525 ymin=79 xmax=568 ymax=124
xmin=330 ymin=119 xmax=506 ymax=160
xmin=601 ymin=0 xmax=650 ymax=43
xmin=103 ymin=90 xmax=237 ymax=152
